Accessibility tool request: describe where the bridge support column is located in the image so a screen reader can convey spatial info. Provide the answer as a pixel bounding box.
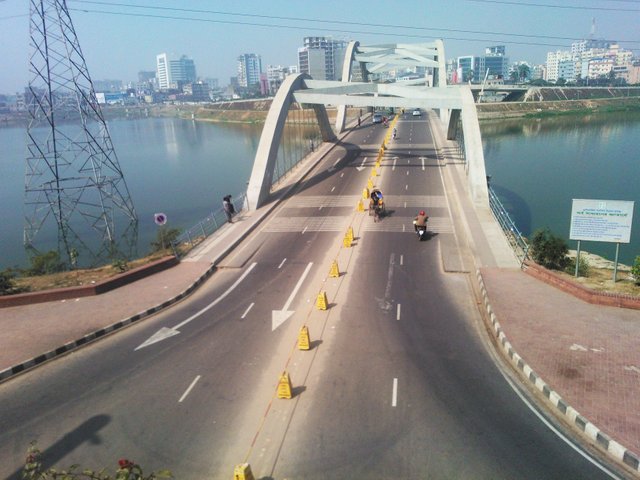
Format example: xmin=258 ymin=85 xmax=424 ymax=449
xmin=459 ymin=88 xmax=489 ymax=205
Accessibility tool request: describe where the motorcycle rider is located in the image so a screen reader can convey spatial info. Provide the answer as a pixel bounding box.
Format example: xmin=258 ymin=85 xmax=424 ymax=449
xmin=392 ymin=127 xmax=397 ymax=139
xmin=414 ymin=210 xmax=429 ymax=232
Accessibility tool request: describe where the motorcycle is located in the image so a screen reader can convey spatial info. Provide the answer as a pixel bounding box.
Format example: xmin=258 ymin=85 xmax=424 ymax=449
xmin=413 ymin=220 xmax=428 ymax=241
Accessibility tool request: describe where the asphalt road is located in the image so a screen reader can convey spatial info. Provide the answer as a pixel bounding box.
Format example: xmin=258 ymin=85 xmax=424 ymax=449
xmin=0 ymin=113 xmax=625 ymax=479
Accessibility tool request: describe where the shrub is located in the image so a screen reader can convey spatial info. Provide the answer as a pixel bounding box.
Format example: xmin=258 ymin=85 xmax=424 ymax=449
xmin=150 ymin=227 xmax=181 ymax=252
xmin=26 ymin=251 xmax=65 ymax=276
xmin=565 ymin=255 xmax=590 ymax=277
xmin=530 ymin=228 xmax=569 ymax=270
xmin=0 ymin=270 xmax=16 ymax=295
xmin=631 ymin=256 xmax=640 ymax=285
xmin=112 ymin=258 xmax=129 ymax=273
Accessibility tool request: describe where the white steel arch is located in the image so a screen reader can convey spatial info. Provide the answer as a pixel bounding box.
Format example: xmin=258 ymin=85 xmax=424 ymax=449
xmin=246 ymin=73 xmax=335 ymax=210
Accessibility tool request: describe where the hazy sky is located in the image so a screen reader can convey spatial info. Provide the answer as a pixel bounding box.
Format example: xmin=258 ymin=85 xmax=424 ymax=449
xmin=1 ymin=0 xmax=639 ymax=93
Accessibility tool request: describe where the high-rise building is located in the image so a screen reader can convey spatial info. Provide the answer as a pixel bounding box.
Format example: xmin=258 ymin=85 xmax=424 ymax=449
xmin=478 ymin=46 xmax=509 ymax=81
xmin=297 ymin=36 xmax=347 ymax=81
xmin=237 ymin=53 xmax=263 ymax=88
xmin=545 ymin=50 xmax=572 ymax=82
xmin=156 ymin=53 xmax=197 ymax=90
xmin=456 ymin=56 xmax=477 ymax=83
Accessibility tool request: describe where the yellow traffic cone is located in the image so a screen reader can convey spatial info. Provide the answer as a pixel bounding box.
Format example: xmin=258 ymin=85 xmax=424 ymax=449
xmin=233 ymin=463 xmax=255 ymax=480
xmin=329 ymin=260 xmax=340 ymax=278
xmin=298 ymin=325 xmax=311 ymax=350
xmin=277 ymin=371 xmax=292 ymax=399
xmin=316 ymin=291 xmax=329 ymax=310
xmin=356 ymin=199 xmax=365 ymax=212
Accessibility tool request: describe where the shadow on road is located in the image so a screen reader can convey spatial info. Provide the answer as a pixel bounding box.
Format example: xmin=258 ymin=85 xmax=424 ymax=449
xmin=9 ymin=414 xmax=111 ymax=479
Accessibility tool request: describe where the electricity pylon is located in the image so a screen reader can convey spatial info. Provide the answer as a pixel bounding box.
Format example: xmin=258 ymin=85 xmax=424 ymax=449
xmin=24 ymin=0 xmax=138 ymax=268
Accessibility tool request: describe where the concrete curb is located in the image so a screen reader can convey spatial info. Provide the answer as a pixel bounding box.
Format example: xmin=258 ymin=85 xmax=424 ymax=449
xmin=475 ymin=269 xmax=640 ymax=475
xmin=0 ymin=118 xmax=360 ymax=384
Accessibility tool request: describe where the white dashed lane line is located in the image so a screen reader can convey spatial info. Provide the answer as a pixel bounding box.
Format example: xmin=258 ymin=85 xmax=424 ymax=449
xmin=179 ymin=375 xmax=201 ymax=403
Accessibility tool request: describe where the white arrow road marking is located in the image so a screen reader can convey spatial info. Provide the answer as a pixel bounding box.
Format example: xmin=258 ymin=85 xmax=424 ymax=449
xmin=272 ymin=262 xmax=313 ymax=331
xmin=356 ymin=156 xmax=367 ymax=171
xmin=135 ymin=262 xmax=258 ymax=350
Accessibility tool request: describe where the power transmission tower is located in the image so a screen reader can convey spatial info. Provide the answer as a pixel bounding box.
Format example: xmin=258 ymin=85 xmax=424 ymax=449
xmin=25 ymin=0 xmax=138 ymax=268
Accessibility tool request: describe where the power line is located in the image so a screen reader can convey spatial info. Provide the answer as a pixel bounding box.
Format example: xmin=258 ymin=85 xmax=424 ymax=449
xmin=67 ymin=1 xmax=640 ymax=44
xmin=68 ymin=7 xmax=580 ymax=49
xmin=466 ymin=0 xmax=640 ymax=11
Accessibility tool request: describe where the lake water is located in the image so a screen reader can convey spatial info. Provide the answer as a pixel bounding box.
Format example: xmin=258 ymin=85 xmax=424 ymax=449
xmin=482 ymin=111 xmax=640 ymax=266
xmin=1 ymin=112 xmax=639 ymax=270
xmin=0 ymin=118 xmax=262 ymax=270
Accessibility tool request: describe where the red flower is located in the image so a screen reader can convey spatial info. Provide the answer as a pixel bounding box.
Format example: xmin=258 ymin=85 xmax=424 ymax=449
xmin=118 ymin=458 xmax=134 ymax=468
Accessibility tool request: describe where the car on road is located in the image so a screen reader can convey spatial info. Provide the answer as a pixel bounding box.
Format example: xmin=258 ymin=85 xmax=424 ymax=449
xmin=372 ymin=113 xmax=383 ymax=124
xmin=412 ymin=109 xmax=421 ymax=116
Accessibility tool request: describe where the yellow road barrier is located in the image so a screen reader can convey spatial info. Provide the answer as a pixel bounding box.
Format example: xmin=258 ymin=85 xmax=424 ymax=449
xmin=329 ymin=260 xmax=340 ymax=278
xmin=343 ymin=235 xmax=352 ymax=248
xmin=233 ymin=463 xmax=255 ymax=480
xmin=316 ymin=290 xmax=329 ymax=310
xmin=362 ymin=187 xmax=369 ymax=199
xmin=277 ymin=371 xmax=292 ymax=399
xmin=356 ymin=199 xmax=365 ymax=212
xmin=298 ymin=325 xmax=310 ymax=350
xmin=346 ymin=226 xmax=354 ymax=241
xmin=367 ymin=178 xmax=374 ymax=190
xmin=372 ymin=167 xmax=379 ymax=177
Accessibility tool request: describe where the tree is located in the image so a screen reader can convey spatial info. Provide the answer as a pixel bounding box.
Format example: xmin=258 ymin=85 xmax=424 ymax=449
xmin=517 ymin=64 xmax=531 ymax=82
xmin=555 ymin=77 xmax=567 ymax=86
xmin=530 ymin=228 xmax=569 ymax=270
xmin=607 ymin=69 xmax=616 ymax=86
xmin=509 ymin=71 xmax=518 ymax=83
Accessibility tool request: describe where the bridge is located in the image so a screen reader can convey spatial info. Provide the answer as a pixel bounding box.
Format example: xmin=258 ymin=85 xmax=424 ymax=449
xmin=2 ymin=35 xmax=634 ymax=480
xmin=246 ymin=40 xmax=490 ymax=210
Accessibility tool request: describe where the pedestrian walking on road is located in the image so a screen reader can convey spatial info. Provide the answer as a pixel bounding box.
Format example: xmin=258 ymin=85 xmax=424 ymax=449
xmin=223 ymin=195 xmax=233 ymax=223
xmin=357 ymin=116 xmax=361 ymax=127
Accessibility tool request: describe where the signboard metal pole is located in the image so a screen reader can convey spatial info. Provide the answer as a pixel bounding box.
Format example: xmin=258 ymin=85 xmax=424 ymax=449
xmin=575 ymin=240 xmax=581 ymax=278
xmin=613 ymin=242 xmax=620 ymax=282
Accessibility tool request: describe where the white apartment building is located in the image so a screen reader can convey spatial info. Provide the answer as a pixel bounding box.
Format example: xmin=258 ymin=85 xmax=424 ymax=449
xmin=156 ymin=53 xmax=196 ymax=90
xmin=545 ymin=50 xmax=573 ymax=82
xmin=237 ymin=53 xmax=263 ymax=88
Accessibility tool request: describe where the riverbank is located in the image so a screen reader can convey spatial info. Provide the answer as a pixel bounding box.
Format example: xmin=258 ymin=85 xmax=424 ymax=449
xmin=477 ymin=96 xmax=640 ymax=120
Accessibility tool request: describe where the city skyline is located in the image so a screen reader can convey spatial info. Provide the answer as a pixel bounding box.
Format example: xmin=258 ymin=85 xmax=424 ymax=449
xmin=1 ymin=0 xmax=639 ymax=93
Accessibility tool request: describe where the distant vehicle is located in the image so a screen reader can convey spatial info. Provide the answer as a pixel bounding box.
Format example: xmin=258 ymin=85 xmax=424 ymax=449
xmin=412 ymin=109 xmax=421 ymax=116
xmin=372 ymin=113 xmax=383 ymax=124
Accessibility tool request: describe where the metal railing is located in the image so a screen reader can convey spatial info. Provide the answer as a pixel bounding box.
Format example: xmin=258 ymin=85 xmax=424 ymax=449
xmin=171 ymin=191 xmax=248 ymax=258
xmin=488 ymin=186 xmax=530 ymax=266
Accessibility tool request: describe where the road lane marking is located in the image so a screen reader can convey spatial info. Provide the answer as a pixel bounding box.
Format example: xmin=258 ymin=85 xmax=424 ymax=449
xmin=241 ymin=302 xmax=255 ymax=319
xmin=340 ymin=172 xmax=344 ymax=178
xmin=400 ymin=255 xmax=404 ymax=265
xmin=421 ymin=157 xmax=425 ymax=170
xmin=397 ymin=303 xmax=401 ymax=321
xmin=331 ymin=186 xmax=336 ymax=192
xmin=404 ymin=201 xmax=407 ymax=208
xmin=301 ymin=226 xmax=308 ymax=234
xmin=392 ymin=378 xmax=398 ymax=407
xmin=328 ymin=157 xmax=341 ymax=172
xmin=405 ymin=185 xmax=408 ymax=190
xmin=179 ymin=375 xmax=201 ymax=403
xmin=392 ymin=157 xmax=397 ymax=170
xmin=272 ymin=262 xmax=314 ymax=331
xmin=356 ymin=157 xmax=367 ymax=171
xmin=278 ymin=258 xmax=287 ymax=269
xmin=135 ymin=263 xmax=258 ymax=350
xmin=406 ymin=171 xmax=409 ymax=176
